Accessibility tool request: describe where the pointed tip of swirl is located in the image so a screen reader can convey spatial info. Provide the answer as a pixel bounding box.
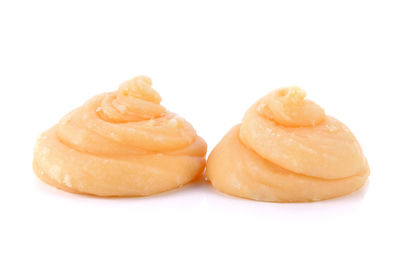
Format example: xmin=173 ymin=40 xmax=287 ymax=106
xmin=257 ymin=86 xmax=325 ymax=127
xmin=118 ymin=76 xmax=161 ymax=104
xmin=277 ymin=86 xmax=307 ymax=103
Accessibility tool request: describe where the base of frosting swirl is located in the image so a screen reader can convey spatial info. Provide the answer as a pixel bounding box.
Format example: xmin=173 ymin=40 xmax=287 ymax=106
xmin=206 ymin=126 xmax=369 ymax=202
xmin=34 ymin=127 xmax=206 ymax=196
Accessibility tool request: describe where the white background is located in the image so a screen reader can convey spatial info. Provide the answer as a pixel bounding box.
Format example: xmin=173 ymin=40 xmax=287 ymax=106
xmin=1 ymin=0 xmax=399 ymax=276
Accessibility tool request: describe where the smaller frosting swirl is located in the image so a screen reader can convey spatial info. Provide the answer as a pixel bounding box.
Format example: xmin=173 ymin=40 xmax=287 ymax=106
xmin=33 ymin=76 xmax=207 ymax=196
xmin=207 ymin=87 xmax=369 ymax=202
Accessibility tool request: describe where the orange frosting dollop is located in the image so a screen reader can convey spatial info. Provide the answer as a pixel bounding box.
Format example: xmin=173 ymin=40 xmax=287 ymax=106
xmin=33 ymin=76 xmax=207 ymax=196
xmin=207 ymin=87 xmax=369 ymax=202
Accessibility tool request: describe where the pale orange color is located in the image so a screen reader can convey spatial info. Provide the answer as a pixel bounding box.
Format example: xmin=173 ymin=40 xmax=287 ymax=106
xmin=206 ymin=87 xmax=369 ymax=202
xmin=33 ymin=76 xmax=207 ymax=197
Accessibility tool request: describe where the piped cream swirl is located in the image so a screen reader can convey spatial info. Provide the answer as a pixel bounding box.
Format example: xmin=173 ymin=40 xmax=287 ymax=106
xmin=33 ymin=76 xmax=207 ymax=197
xmin=207 ymin=86 xmax=369 ymax=202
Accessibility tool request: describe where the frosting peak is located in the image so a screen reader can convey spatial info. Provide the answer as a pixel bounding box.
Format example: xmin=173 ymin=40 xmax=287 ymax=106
xmin=118 ymin=76 xmax=161 ymax=104
xmin=98 ymin=76 xmax=166 ymax=123
xmin=257 ymin=86 xmax=326 ymax=127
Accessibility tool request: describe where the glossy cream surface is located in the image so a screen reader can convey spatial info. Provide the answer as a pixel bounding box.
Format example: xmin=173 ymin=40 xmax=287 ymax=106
xmin=33 ymin=76 xmax=207 ymax=196
xmin=207 ymin=87 xmax=369 ymax=202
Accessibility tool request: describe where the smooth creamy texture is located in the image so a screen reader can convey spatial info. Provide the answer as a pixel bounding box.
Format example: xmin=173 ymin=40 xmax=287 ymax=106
xmin=206 ymin=87 xmax=369 ymax=202
xmin=33 ymin=76 xmax=207 ymax=196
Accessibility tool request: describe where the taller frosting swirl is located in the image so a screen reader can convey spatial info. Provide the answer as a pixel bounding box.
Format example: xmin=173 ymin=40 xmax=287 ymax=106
xmin=33 ymin=76 xmax=207 ymax=196
xmin=207 ymin=87 xmax=369 ymax=202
